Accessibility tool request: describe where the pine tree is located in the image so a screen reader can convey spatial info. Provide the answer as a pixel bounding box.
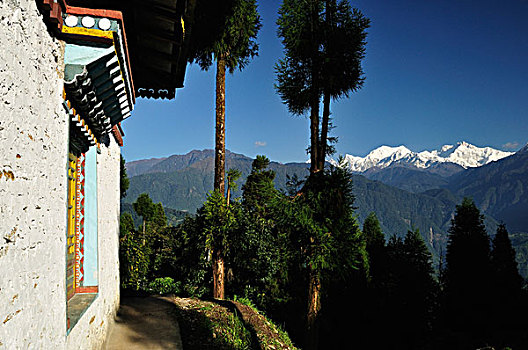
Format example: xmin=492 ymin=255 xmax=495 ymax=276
xmin=242 ymin=155 xmax=278 ymax=216
xmin=189 ymin=0 xmax=261 ymax=299
xmin=119 ymin=212 xmax=149 ymax=290
xmin=231 ymin=156 xmax=288 ymax=312
xmin=363 ymin=213 xmax=384 ymax=254
xmin=402 ymin=229 xmax=438 ymax=334
xmin=491 ymin=223 xmax=523 ymax=330
xmin=202 ymin=190 xmax=240 ymax=299
xmin=383 ymin=230 xmax=438 ymax=349
xmin=275 ymin=165 xmax=366 ymax=350
xmin=133 ymin=193 xmax=155 ymax=237
xmin=318 ymin=1 xmax=369 ymax=169
xmin=276 ymin=0 xmax=369 ymax=172
xmin=363 ymin=212 xmax=386 ymax=282
xmin=444 ymin=198 xmax=492 ymax=333
xmin=492 ymin=224 xmax=523 ymax=293
xmin=120 ymin=155 xmax=129 ymax=199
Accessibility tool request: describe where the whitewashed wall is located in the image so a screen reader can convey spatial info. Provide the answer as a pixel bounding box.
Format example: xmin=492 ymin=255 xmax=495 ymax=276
xmin=0 ymin=0 xmax=69 ymax=348
xmin=0 ymin=1 xmax=121 ymax=348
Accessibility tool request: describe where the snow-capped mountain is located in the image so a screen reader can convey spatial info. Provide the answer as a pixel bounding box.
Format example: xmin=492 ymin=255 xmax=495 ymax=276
xmin=340 ymin=141 xmax=514 ymax=173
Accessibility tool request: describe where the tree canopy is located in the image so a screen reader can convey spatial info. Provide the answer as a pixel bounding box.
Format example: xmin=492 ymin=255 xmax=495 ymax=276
xmin=276 ymin=0 xmax=369 ymax=171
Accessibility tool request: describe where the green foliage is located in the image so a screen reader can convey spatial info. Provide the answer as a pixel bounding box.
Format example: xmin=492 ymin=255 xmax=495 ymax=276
xmin=242 ymin=155 xmax=278 ymax=216
xmin=380 ymin=230 xmax=439 ymax=346
xmin=163 ymin=217 xmax=211 ymax=298
xmin=490 ymin=224 xmax=525 ymax=331
xmin=119 ymin=213 xmax=150 ymax=290
xmin=233 ymin=295 xmax=299 ymax=350
xmin=491 ymin=224 xmax=523 ymax=292
xmin=120 ymin=212 xmax=135 ymax=237
xmin=148 ymin=277 xmax=181 ymax=295
xmin=121 ymin=202 xmax=189 ymax=228
xmin=133 ymin=193 xmax=155 ymax=226
xmin=363 ymin=212 xmax=386 ymax=284
xmin=120 ymin=154 xmax=130 ymax=199
xmin=190 ymin=0 xmax=261 ymax=73
xmin=276 ymin=0 xmax=370 ymax=108
xmin=363 ymin=212 xmax=385 ymax=248
xmin=276 ymin=0 xmax=369 ymax=171
xmin=227 ymin=168 xmax=242 ymax=194
xmin=231 ymin=158 xmax=290 ymax=311
xmin=203 ymin=190 xmax=239 ymax=254
xmin=214 ymin=311 xmax=253 ymax=350
xmin=321 ymin=3 xmax=370 ymax=99
xmin=275 ymin=165 xmax=366 ymax=276
xmin=444 ymin=197 xmax=493 ymax=332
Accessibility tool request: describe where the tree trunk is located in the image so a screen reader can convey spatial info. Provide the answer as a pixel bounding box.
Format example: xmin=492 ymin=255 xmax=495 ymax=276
xmin=213 ymin=56 xmax=227 ymax=300
xmin=319 ymin=0 xmax=334 ymax=171
xmin=310 ymin=91 xmax=320 ymax=174
xmin=306 ymin=265 xmax=321 ymax=350
xmin=309 ymin=0 xmax=321 ymax=174
xmin=319 ymin=89 xmax=330 ymax=170
xmin=212 ymin=249 xmax=225 ymax=299
xmin=214 ymin=56 xmax=226 ymax=195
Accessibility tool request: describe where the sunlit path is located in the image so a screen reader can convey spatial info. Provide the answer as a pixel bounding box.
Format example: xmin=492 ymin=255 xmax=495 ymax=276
xmin=105 ymin=296 xmax=183 ymax=350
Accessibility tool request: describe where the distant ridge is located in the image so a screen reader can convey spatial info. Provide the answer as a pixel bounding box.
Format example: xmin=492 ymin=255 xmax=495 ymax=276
xmin=126 ymin=149 xmax=251 ymax=177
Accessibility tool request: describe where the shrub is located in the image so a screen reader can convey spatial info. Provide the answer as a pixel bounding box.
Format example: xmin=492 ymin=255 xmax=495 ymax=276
xmin=148 ymin=277 xmax=181 ymax=295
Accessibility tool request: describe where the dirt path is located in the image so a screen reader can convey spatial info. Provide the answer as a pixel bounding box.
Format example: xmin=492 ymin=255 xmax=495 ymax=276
xmin=104 ymin=296 xmax=183 ymax=350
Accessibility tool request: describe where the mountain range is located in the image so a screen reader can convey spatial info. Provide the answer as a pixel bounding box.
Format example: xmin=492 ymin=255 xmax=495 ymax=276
xmin=124 ymin=143 xmax=528 ymax=278
xmin=339 ymin=141 xmax=513 ymax=173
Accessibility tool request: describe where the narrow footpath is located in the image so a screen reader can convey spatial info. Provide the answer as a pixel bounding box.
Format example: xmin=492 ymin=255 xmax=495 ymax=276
xmin=104 ymin=296 xmax=183 ymax=350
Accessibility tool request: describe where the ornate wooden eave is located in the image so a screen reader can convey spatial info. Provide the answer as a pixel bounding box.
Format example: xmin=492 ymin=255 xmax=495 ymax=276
xmin=40 ymin=0 xmax=191 ymax=100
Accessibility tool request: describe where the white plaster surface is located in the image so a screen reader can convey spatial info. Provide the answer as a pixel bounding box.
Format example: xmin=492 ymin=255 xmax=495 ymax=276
xmin=0 ymin=1 xmax=121 ymax=348
xmin=0 ymin=1 xmax=68 ymax=348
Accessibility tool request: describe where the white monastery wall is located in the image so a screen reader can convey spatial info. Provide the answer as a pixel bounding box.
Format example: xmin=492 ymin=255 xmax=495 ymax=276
xmin=0 ymin=1 xmax=121 ymax=348
xmin=0 ymin=0 xmax=69 ymax=348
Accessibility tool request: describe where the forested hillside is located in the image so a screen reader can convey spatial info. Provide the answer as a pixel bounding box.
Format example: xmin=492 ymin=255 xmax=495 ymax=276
xmin=125 ymin=149 xmax=528 ymax=277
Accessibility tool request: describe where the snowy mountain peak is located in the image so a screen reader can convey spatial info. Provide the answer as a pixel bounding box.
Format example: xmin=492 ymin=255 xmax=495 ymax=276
xmin=367 ymin=145 xmax=412 ymax=160
xmin=340 ymin=142 xmax=513 ymax=173
xmin=440 ymin=144 xmax=454 ymax=153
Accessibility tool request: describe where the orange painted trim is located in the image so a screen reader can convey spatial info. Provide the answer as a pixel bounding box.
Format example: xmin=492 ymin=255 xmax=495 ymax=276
xmin=64 ymin=4 xmax=136 ymax=102
xmin=76 ymin=286 xmax=98 ymax=294
xmin=64 ymin=7 xmax=124 ymax=19
xmin=112 ymin=125 xmax=124 ymax=147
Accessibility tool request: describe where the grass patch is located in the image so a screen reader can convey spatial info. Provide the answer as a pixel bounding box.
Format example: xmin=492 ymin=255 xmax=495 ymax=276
xmin=170 ymin=296 xmax=297 ymax=350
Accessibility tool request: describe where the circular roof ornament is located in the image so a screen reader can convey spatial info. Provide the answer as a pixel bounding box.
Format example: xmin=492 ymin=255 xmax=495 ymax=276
xmin=98 ymin=18 xmax=111 ymax=31
xmin=64 ymin=16 xmax=78 ymax=27
xmin=81 ymin=16 xmax=95 ymax=28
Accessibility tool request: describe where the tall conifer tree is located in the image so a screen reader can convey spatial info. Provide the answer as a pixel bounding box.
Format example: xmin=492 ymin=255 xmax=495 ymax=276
xmin=491 ymin=224 xmax=523 ymax=330
xmin=444 ymin=198 xmax=492 ymax=333
xmin=276 ymin=0 xmax=369 ymax=172
xmin=189 ymin=0 xmax=261 ymax=299
xmin=491 ymin=224 xmax=523 ymax=293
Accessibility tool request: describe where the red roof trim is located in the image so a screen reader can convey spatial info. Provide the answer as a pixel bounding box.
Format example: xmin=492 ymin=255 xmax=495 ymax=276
xmin=117 ymin=123 xmax=125 ymax=137
xmin=39 ymin=0 xmax=66 ymax=31
xmin=112 ymin=125 xmax=124 ymax=147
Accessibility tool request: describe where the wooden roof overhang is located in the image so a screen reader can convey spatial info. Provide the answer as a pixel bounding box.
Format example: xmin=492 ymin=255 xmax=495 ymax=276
xmin=39 ymin=0 xmax=191 ymax=100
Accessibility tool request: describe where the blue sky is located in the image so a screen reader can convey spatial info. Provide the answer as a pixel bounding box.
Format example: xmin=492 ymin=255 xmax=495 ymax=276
xmin=121 ymin=0 xmax=528 ymax=163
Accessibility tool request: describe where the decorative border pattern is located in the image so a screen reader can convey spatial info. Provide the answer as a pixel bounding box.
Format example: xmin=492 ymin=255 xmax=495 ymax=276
xmin=75 ymin=154 xmax=85 ymax=287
